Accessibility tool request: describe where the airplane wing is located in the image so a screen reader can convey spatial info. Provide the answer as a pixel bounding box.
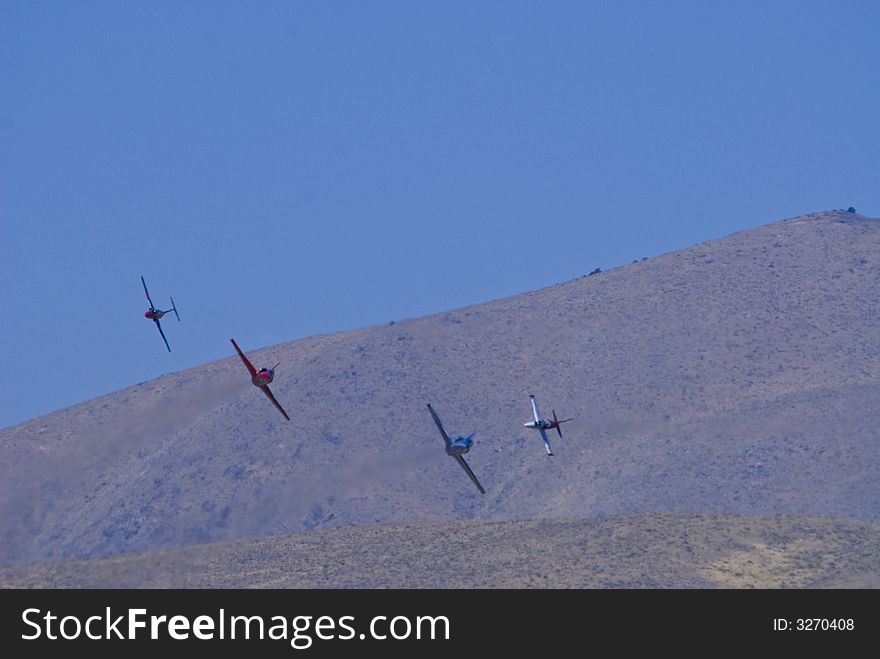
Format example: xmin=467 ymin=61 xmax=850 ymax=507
xmin=529 ymin=395 xmax=541 ymax=423
xmin=427 ymin=403 xmax=452 ymax=448
xmin=454 ymin=455 xmax=486 ymax=494
xmin=538 ymin=428 xmax=554 ymax=456
xmin=153 ymin=318 xmax=171 ymax=352
xmin=230 ymin=338 xmax=257 ymax=376
xmin=261 ymin=385 xmax=291 ymax=421
xmin=141 ymin=275 xmax=156 ymax=311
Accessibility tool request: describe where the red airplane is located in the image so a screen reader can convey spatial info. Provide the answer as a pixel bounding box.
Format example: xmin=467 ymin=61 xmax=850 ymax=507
xmin=142 ymin=275 xmax=179 ymax=352
xmin=230 ymin=338 xmax=290 ymax=421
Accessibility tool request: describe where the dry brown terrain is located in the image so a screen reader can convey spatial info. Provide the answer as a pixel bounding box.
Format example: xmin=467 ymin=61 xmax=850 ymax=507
xmin=2 ymin=513 xmax=877 ymax=588
xmin=1 ymin=209 xmax=878 ymax=587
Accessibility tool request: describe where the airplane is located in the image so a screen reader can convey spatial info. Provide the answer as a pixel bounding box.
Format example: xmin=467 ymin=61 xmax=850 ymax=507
xmin=230 ymin=338 xmax=290 ymax=421
xmin=426 ymin=403 xmax=485 ymax=494
xmin=524 ymin=394 xmax=572 ymax=456
xmin=141 ymin=275 xmax=180 ymax=352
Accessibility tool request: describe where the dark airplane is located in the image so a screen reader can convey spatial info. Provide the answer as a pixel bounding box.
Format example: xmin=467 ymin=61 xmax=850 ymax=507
xmin=141 ymin=275 xmax=179 ymax=352
xmin=427 ymin=403 xmax=485 ymax=494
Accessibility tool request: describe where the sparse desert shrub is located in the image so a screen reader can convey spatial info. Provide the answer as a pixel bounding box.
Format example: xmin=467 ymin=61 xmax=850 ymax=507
xmin=223 ymin=465 xmax=246 ymax=480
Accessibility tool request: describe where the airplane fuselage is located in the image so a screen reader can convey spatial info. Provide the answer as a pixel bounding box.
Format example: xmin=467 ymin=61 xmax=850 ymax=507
xmin=144 ymin=309 xmax=167 ymax=320
xmin=253 ymin=369 xmax=274 ymax=387
xmin=525 ymin=420 xmax=553 ymax=430
xmin=445 ymin=436 xmax=473 ymax=456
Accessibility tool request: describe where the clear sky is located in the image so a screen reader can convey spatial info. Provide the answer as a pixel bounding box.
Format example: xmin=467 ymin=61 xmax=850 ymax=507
xmin=1 ymin=1 xmax=878 ymax=428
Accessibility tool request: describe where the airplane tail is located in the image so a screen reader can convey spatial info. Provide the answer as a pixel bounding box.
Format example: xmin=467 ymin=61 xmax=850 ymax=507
xmin=170 ymin=297 xmax=180 ymax=321
xmin=553 ymin=410 xmax=573 ymax=438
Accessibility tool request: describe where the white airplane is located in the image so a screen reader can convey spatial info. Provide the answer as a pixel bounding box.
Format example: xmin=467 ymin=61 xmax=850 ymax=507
xmin=427 ymin=403 xmax=485 ymax=494
xmin=524 ymin=394 xmax=572 ymax=456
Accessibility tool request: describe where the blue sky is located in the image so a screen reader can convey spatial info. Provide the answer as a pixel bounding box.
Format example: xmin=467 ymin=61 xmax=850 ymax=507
xmin=1 ymin=1 xmax=878 ymax=428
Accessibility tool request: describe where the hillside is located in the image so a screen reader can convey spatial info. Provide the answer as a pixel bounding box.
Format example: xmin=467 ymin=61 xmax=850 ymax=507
xmin=3 ymin=513 xmax=877 ymax=588
xmin=2 ymin=209 xmax=878 ymax=579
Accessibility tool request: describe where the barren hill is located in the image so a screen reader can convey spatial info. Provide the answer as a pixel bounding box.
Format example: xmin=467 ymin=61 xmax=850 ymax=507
xmin=3 ymin=514 xmax=877 ymax=588
xmin=2 ymin=210 xmax=878 ymax=581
